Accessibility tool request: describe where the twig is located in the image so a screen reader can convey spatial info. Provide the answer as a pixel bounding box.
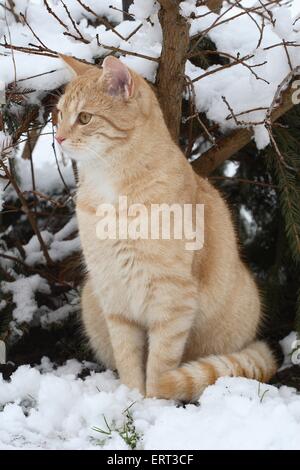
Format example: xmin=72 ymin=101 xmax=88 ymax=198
xmin=0 ymin=0 xmax=19 ymax=23
xmin=0 ymin=160 xmax=54 ymax=267
xmin=16 ymin=69 xmax=60 ymax=83
xmin=96 ymin=36 xmax=159 ymax=62
xmin=4 ymin=8 xmax=17 ymax=87
xmin=63 ymin=31 xmax=89 ymax=44
xmin=209 ymin=175 xmax=278 ymax=189
xmin=27 ymin=129 xmax=38 ymax=213
xmin=43 ymin=0 xmax=69 ymax=30
xmin=0 ymin=39 xmax=58 ymax=58
xmin=191 ymin=52 xmax=269 ymax=85
xmin=125 ymin=22 xmax=143 ymax=41
xmin=222 ymin=96 xmax=266 ymax=126
xmin=109 ymin=4 xmax=135 ymax=19
xmin=76 ymin=0 xmax=126 ymax=40
xmin=0 ymin=252 xmax=74 ymax=287
xmin=19 ymin=12 xmax=49 ymax=50
xmin=24 ymin=190 xmax=66 ymax=208
xmin=51 ymin=122 xmax=71 ymax=195
xmin=184 ymin=74 xmax=216 ymax=147
xmin=283 ymin=39 xmax=293 ymax=71
xmin=61 ymin=0 xmax=87 ymax=42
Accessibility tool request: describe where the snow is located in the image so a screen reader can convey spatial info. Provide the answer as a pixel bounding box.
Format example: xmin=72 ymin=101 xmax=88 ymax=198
xmin=55 ymin=216 xmax=78 ymax=241
xmin=1 ymin=274 xmax=50 ymax=323
xmin=16 ymin=123 xmax=76 ymax=195
xmin=184 ymin=1 xmax=300 ymax=148
xmin=23 ymin=216 xmax=79 ymax=266
xmin=0 ymin=341 xmax=5 ymax=365
xmin=40 ymin=302 xmax=79 ymax=327
xmin=0 ymin=131 xmax=13 ymax=162
xmin=23 ymin=230 xmax=80 ymax=266
xmin=0 ymin=131 xmax=11 ymax=150
xmin=223 ymin=161 xmax=239 ymax=177
xmin=280 ymin=331 xmax=300 ymax=369
xmin=129 ymin=0 xmax=159 ymax=21
xmin=0 ymin=126 xmax=80 ymax=330
xmin=0 ymin=355 xmax=300 ymax=450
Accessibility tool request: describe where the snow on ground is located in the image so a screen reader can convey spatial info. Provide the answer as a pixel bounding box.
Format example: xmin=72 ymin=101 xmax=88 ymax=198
xmin=0 ymin=349 xmax=300 ymax=450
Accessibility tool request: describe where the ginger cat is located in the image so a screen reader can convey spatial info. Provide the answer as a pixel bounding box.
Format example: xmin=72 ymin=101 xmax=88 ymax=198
xmin=56 ymin=54 xmax=279 ymax=401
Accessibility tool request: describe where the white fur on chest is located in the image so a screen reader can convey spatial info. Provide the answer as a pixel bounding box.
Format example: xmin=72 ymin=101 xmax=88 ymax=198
xmin=83 ymin=163 xmax=117 ymax=204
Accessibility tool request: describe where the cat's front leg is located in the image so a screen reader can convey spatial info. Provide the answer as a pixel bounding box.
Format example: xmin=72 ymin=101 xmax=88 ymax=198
xmin=146 ymin=290 xmax=197 ymax=399
xmin=106 ymin=313 xmax=146 ymax=395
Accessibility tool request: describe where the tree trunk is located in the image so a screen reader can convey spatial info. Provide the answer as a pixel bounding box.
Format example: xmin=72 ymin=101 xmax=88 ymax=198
xmin=156 ymin=1 xmax=190 ymax=143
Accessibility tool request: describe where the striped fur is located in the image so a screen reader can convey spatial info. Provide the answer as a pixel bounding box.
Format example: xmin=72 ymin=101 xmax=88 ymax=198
xmin=57 ymin=55 xmax=279 ymax=402
xmin=156 ymin=341 xmax=278 ymax=402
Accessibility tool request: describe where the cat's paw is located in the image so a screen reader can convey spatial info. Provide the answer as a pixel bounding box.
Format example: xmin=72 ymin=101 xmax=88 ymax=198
xmin=145 ymin=380 xmax=157 ymax=398
xmin=133 ymin=384 xmax=146 ymax=396
xmin=145 ymin=385 xmax=156 ymax=398
xmin=122 ymin=377 xmax=145 ymax=396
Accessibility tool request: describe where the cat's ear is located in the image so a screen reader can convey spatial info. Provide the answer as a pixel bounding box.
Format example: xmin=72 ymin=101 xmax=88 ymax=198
xmin=59 ymin=54 xmax=93 ymax=76
xmin=102 ymin=56 xmax=134 ymax=100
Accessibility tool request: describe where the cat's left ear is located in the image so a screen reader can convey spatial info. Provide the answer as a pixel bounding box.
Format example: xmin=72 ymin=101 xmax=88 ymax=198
xmin=59 ymin=54 xmax=94 ymax=76
xmin=102 ymin=56 xmax=134 ymax=100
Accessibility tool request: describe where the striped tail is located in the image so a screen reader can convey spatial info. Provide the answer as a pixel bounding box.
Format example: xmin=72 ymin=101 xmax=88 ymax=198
xmin=157 ymin=340 xmax=279 ymax=402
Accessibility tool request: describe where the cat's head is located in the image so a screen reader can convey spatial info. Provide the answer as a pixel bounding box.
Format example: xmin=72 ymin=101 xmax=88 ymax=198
xmin=56 ymin=55 xmax=152 ymax=162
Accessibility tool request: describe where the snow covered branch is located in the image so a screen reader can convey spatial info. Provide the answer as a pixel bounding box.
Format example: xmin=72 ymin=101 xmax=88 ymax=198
xmin=192 ymin=70 xmax=300 ymax=175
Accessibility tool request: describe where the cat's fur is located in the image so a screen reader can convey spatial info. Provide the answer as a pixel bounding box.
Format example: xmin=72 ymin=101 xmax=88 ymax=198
xmin=56 ymin=55 xmax=278 ymax=401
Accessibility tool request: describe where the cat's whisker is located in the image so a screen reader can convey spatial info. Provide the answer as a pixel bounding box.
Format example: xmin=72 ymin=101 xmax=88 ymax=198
xmin=75 ymin=143 xmax=112 ymax=169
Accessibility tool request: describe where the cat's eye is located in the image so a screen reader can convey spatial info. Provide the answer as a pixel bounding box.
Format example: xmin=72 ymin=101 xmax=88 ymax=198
xmin=78 ymin=112 xmax=92 ymax=125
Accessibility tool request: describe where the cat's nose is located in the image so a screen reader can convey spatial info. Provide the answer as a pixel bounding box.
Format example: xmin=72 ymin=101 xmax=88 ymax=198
xmin=55 ymin=136 xmax=66 ymax=145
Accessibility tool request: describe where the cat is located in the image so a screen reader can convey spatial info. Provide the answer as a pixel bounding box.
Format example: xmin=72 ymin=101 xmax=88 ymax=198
xmin=56 ymin=54 xmax=280 ymax=401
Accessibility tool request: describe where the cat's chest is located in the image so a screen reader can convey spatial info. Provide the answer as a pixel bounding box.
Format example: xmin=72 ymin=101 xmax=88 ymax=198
xmin=77 ymin=203 xmax=150 ymax=315
xmin=79 ymin=210 xmax=141 ymax=279
xmin=79 ymin=163 xmax=119 ymax=205
xmin=89 ymin=172 xmax=117 ymax=204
